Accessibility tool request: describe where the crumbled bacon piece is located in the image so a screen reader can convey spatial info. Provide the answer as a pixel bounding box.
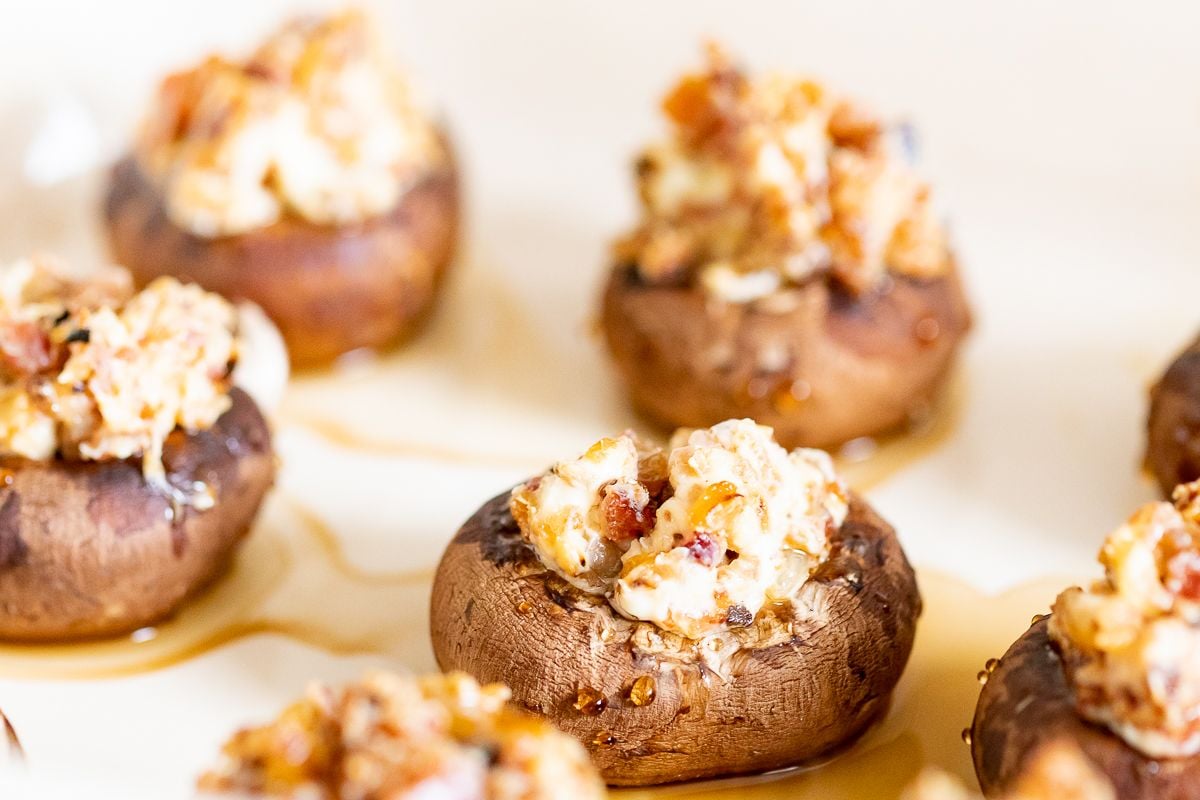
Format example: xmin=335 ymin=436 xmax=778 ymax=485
xmin=600 ymin=481 xmax=656 ymax=543
xmin=1162 ymin=541 xmax=1200 ymax=601
xmin=685 ymin=531 xmax=720 ymax=567
xmin=0 ymin=320 xmax=54 ymax=377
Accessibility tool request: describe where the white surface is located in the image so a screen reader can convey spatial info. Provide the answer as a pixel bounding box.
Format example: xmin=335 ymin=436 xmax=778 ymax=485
xmin=1 ymin=1 xmax=1199 ymax=796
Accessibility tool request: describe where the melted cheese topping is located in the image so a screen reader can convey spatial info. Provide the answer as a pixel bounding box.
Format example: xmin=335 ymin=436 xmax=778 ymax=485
xmin=198 ymin=671 xmax=606 ymax=800
xmin=0 ymin=257 xmax=238 ymax=480
xmin=615 ymin=43 xmax=949 ymax=301
xmin=511 ymin=419 xmax=847 ymax=639
xmin=137 ymin=9 xmax=441 ymax=237
xmin=510 ymin=435 xmax=642 ymax=593
xmin=1050 ymin=480 xmax=1200 ymax=758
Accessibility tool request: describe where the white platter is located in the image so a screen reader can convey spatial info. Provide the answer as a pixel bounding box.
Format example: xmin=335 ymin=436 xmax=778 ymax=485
xmin=1 ymin=1 xmax=1199 ymax=796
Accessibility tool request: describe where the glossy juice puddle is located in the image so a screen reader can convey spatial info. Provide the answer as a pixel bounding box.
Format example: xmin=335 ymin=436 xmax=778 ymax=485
xmin=835 ymin=371 xmax=965 ymax=492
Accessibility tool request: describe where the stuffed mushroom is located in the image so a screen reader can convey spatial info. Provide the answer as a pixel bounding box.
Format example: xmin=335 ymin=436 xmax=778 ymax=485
xmin=0 ymin=256 xmax=277 ymax=641
xmin=972 ymin=480 xmax=1200 ymax=799
xmin=431 ymin=418 xmax=920 ymax=785
xmin=105 ymin=9 xmax=459 ymax=369
xmin=601 ymin=45 xmax=971 ymax=449
xmin=197 ymin=671 xmax=606 ymax=799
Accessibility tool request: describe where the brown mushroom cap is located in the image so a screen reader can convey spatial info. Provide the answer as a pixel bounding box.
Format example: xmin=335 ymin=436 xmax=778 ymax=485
xmin=600 ymin=265 xmax=971 ymax=450
xmin=0 ymin=388 xmax=275 ymax=642
xmin=430 ymin=489 xmax=920 ymax=786
xmin=1146 ymin=335 xmax=1200 ymax=496
xmin=971 ymin=617 xmax=1200 ymax=800
xmin=103 ymin=140 xmax=459 ymax=370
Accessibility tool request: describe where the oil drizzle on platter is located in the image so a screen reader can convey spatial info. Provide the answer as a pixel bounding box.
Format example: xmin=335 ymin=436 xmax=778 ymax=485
xmin=277 ymin=409 xmax=544 ymax=469
xmin=0 ymin=494 xmax=431 ymax=680
xmin=276 ymin=265 xmax=600 ymax=473
xmin=835 ymin=371 xmax=967 ymax=493
xmin=281 ymin=367 xmax=966 ymax=492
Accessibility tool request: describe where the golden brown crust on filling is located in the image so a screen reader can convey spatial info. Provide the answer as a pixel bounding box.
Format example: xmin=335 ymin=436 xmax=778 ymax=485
xmin=616 ymin=43 xmax=950 ymax=301
xmin=136 ymin=9 xmax=442 ymax=237
xmin=0 ymin=256 xmax=237 ymax=480
xmin=1050 ymin=480 xmax=1200 ymax=758
xmin=198 ymin=672 xmax=606 ymax=800
xmin=509 ymin=419 xmax=847 ymax=640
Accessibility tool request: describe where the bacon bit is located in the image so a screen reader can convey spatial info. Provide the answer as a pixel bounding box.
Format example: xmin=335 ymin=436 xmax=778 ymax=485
xmin=1162 ymin=540 xmax=1200 ymax=602
xmin=0 ymin=320 xmax=54 ymax=377
xmin=599 ymin=482 xmax=655 ymax=544
xmin=685 ymin=531 xmax=720 ymax=567
xmin=1154 ymin=502 xmax=1200 ymax=601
